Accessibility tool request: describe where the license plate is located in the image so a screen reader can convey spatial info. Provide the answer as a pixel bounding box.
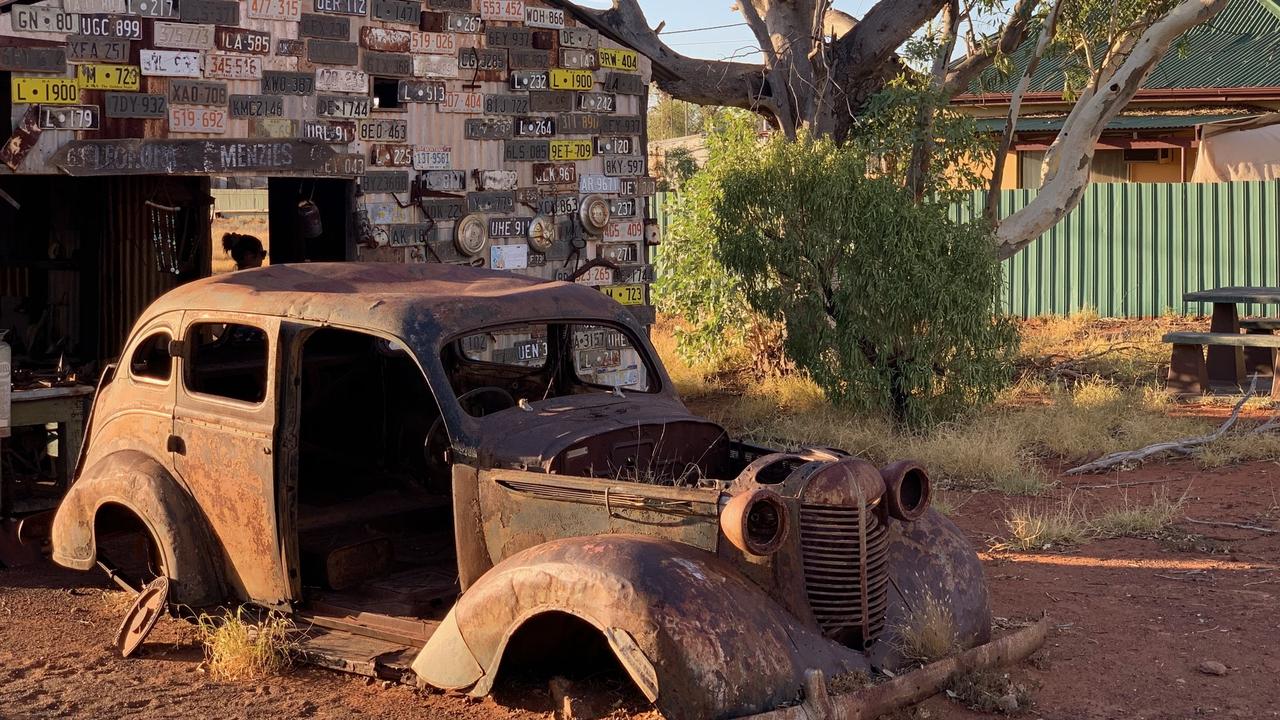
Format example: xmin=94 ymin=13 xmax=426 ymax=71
xmin=444 ymin=12 xmax=482 ymax=33
xmin=413 ymin=54 xmax=457 ymax=78
xmin=603 ymin=284 xmax=644 ymax=305
xmin=538 ymin=194 xmax=577 ymax=216
xmin=604 ymin=220 xmax=644 ymax=243
xmin=216 ymin=26 xmax=271 ymax=55
xmin=577 ymin=92 xmax=616 ymax=113
xmin=203 ymin=53 xmax=262 ymax=79
xmin=153 ymin=21 xmax=214 ymax=49
xmin=594 ymin=368 xmax=640 ymax=388
xmin=579 ymin=174 xmax=620 ymax=194
xmin=578 ymin=348 xmax=621 ymax=370
xmin=359 ymin=27 xmax=412 ymax=52
xmin=357 ymin=119 xmax=408 ymax=142
xmin=619 ymin=177 xmax=656 ymax=196
xmin=616 ymin=264 xmax=656 ymax=284
xmin=478 ymin=0 xmax=522 ymax=21
xmin=261 ymin=71 xmax=314 ymax=95
xmin=229 ymin=94 xmax=284 ymax=117
xmin=316 ymin=94 xmax=371 ymax=117
xmin=533 ymin=162 xmax=575 ymax=185
xmin=66 ymin=37 xmax=130 ymax=63
xmin=467 ymin=191 xmax=515 ymax=213
xmin=246 ymin=0 xmax=300 ymax=20
xmin=387 ymin=224 xmax=432 ymax=246
xmin=486 ymin=27 xmax=533 ymax=48
xmin=610 ymin=198 xmax=637 ymax=218
xmin=139 ymin=49 xmax=202 ymax=77
xmin=605 ymin=72 xmax=644 ymax=95
xmin=558 ymin=48 xmax=596 ymax=70
xmin=510 ymin=70 xmax=548 ymax=90
xmin=104 ymin=91 xmax=167 ymax=117
xmin=11 ymin=77 xmax=81 ymax=104
xmin=515 ymin=116 xmax=555 ymax=137
xmin=303 ymin=119 xmax=355 ymax=143
xmin=491 ymin=243 xmax=529 ymax=270
xmin=364 ymin=51 xmax=413 ymax=77
xmin=439 ymin=91 xmax=483 ymax=113
xmin=549 ymin=68 xmax=593 ymax=90
xmin=559 ymin=27 xmax=597 ymax=49
xmin=420 ymin=169 xmax=466 ymax=191
xmin=596 ymin=47 xmax=639 ymax=71
xmin=363 ymin=171 xmax=411 ymax=194
xmin=601 ymin=242 xmax=639 ymax=264
xmin=371 ymin=0 xmax=418 ymax=24
xmin=573 ymin=265 xmax=613 ymax=287
xmin=484 ymin=94 xmax=529 ymax=115
xmin=503 ymin=140 xmax=549 ymax=162
xmin=573 ymin=327 xmax=628 ymax=350
xmin=79 ymin=14 xmax=142 ymax=39
xmin=320 ymin=153 xmax=366 ymax=176
xmin=169 ymin=105 xmax=228 ymax=133
xmin=523 ymin=5 xmax=564 ymax=28
xmin=313 ymin=0 xmax=365 ymax=15
xmin=12 ymin=6 xmax=79 ymax=32
xmin=475 ymin=169 xmax=518 ymax=190
xmin=465 ymin=117 xmax=513 ymax=139
xmin=75 ymin=63 xmax=139 ymax=90
xmin=488 ymin=217 xmax=531 ymax=238
xmin=413 ymin=146 xmax=451 ymax=169
xmin=458 ymin=48 xmax=506 ymax=72
xmin=550 ymin=139 xmax=592 ymax=161
xmin=410 ymin=31 xmax=456 ymax=54
xmin=370 ymin=144 xmax=414 ymax=166
xmin=39 ymin=104 xmax=100 ymax=129
xmin=128 ymin=0 xmax=177 ymax=16
xmin=315 ymin=68 xmax=368 ymax=93
xmin=604 ymin=156 xmax=645 ymax=177
xmin=595 ymin=136 xmax=636 ymax=155
xmin=399 ymin=79 xmax=446 ymax=103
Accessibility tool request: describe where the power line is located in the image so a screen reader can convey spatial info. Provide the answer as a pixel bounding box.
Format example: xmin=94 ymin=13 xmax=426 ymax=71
xmin=659 ymin=22 xmax=749 ymax=35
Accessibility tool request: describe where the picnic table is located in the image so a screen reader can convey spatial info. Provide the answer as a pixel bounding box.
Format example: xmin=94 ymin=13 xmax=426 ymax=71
xmin=1164 ymin=287 xmax=1280 ymax=397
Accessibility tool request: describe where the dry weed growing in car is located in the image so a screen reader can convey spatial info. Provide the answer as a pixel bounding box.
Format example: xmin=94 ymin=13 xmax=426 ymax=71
xmin=196 ymin=606 xmax=294 ymax=681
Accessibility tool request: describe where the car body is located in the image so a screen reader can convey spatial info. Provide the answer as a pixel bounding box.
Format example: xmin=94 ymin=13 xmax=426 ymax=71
xmin=50 ymin=263 xmax=997 ymax=719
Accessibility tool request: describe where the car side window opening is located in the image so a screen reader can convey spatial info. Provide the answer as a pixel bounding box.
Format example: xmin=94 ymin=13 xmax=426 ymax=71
xmin=129 ymin=332 xmax=173 ymax=382
xmin=185 ymin=322 xmax=269 ymax=404
xmin=444 ymin=323 xmax=654 ymax=417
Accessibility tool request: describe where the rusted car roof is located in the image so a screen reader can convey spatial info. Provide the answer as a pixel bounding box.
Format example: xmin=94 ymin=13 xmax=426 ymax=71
xmin=142 ymin=263 xmax=644 ymax=346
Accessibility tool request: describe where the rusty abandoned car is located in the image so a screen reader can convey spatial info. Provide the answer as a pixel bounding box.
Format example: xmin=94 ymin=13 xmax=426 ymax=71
xmin=48 ymin=263 xmax=1044 ymax=719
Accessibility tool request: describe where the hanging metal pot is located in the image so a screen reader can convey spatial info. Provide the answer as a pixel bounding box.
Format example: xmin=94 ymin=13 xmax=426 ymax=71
xmin=297 ymin=199 xmax=323 ymax=239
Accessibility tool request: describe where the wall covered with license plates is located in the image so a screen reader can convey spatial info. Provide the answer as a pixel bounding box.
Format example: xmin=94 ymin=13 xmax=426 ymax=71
xmin=0 ymin=0 xmax=659 ymax=330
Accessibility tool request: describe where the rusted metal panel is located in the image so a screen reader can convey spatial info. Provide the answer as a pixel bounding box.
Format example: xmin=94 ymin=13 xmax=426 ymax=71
xmin=1 ymin=107 xmax=44 ymax=171
xmin=358 ymin=26 xmax=412 ymax=52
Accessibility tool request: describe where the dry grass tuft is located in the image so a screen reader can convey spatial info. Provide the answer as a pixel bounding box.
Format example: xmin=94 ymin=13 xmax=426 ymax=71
xmin=197 ymin=606 xmax=294 ymax=681
xmin=894 ymin=592 xmax=959 ymax=665
xmin=1196 ymin=427 xmax=1280 ymax=468
xmin=996 ymin=496 xmax=1090 ymax=551
xmin=947 ymin=669 xmax=1034 ymax=715
xmin=1091 ymin=490 xmax=1186 ymax=539
xmin=827 ymin=669 xmax=871 ymax=695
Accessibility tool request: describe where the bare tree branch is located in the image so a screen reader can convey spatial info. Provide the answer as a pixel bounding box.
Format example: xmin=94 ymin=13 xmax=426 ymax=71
xmin=995 ymin=0 xmax=1230 ymax=258
xmin=832 ymin=0 xmax=951 ymax=71
xmin=943 ymin=0 xmax=1043 ymax=97
xmin=984 ymin=0 xmax=1064 ymax=224
xmin=906 ymin=0 xmax=960 ymax=199
xmin=572 ymin=0 xmax=771 ymax=113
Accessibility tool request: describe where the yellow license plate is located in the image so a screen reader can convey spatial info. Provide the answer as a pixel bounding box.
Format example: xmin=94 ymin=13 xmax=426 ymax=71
xmin=596 ymin=47 xmax=639 ymax=71
xmin=549 ymin=68 xmax=593 ymax=90
xmin=11 ymin=76 xmax=80 ymax=104
xmin=76 ymin=64 xmax=141 ymax=91
xmin=603 ymin=284 xmax=645 ymax=305
xmin=550 ymin=139 xmax=592 ymax=161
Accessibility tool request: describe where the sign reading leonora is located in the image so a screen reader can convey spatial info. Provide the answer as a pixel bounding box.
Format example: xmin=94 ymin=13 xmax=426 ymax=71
xmin=48 ymin=140 xmax=335 ymax=175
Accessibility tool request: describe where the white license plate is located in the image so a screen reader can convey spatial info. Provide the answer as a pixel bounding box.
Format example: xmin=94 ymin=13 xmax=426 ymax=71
xmin=169 ymin=105 xmax=227 ymax=133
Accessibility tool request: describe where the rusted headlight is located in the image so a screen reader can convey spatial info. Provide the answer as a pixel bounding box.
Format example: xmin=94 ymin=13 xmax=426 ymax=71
xmin=879 ymin=461 xmax=932 ymax=522
xmin=721 ymin=487 xmax=789 ymax=556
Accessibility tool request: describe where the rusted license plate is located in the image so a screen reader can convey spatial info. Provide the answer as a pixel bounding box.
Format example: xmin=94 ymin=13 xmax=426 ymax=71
xmin=169 ymin=105 xmax=229 ymax=133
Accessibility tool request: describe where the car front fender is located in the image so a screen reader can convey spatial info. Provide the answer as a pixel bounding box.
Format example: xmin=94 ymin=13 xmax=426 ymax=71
xmin=411 ymin=534 xmax=870 ymax=720
xmin=51 ymin=450 xmax=224 ymax=606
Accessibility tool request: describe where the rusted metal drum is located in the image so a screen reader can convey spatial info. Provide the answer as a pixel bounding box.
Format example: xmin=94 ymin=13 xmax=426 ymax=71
xmin=297 ymin=199 xmax=324 ymax=239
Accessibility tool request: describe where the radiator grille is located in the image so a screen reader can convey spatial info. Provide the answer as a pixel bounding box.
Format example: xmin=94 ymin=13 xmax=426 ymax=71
xmin=799 ymin=503 xmax=890 ymax=645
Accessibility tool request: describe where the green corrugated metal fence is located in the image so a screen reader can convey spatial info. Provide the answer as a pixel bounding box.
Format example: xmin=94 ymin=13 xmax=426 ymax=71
xmin=654 ymin=180 xmax=1280 ymax=319
xmin=964 ymin=180 xmax=1280 ymax=318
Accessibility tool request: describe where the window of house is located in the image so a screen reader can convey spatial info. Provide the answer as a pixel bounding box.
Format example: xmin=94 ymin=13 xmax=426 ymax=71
xmin=129 ymin=332 xmax=172 ymax=382
xmin=372 ymin=77 xmax=402 ymax=110
xmin=185 ymin=322 xmax=268 ymax=403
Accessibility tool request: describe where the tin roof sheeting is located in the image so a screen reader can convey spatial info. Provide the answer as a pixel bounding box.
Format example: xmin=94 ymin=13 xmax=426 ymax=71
xmin=969 ymin=0 xmax=1280 ymax=95
xmin=974 ymin=112 xmax=1256 ymax=133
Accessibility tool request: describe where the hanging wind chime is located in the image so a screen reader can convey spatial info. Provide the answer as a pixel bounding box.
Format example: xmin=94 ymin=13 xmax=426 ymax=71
xmin=145 ymin=200 xmax=183 ymax=275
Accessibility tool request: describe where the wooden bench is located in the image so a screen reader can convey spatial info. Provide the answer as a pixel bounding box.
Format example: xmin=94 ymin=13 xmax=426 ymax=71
xmin=1163 ymin=331 xmax=1280 ymax=397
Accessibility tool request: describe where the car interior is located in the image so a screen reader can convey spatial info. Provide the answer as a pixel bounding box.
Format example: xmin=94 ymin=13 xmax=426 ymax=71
xmin=293 ymin=327 xmax=457 ymax=636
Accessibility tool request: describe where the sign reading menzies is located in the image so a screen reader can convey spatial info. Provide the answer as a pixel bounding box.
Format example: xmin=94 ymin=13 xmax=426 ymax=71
xmin=48 ymin=139 xmax=335 ymax=175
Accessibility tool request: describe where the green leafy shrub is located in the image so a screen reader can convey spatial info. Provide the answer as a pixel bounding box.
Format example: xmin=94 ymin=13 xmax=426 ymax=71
xmin=704 ymin=132 xmax=1018 ymax=425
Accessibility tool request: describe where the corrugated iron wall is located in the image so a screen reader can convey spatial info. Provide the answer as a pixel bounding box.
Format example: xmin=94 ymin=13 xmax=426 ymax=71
xmin=957 ymin=180 xmax=1280 ymax=318
xmin=98 ymin=177 xmax=210 ymax=361
xmin=655 ymin=179 xmax=1280 ymax=319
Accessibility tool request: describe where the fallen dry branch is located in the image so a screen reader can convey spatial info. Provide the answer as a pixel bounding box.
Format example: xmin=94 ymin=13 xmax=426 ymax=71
xmin=1182 ymin=517 xmax=1280 ymax=535
xmin=1065 ymin=380 xmax=1256 ymax=475
xmin=747 ymin=615 xmax=1050 ymax=719
xmin=1076 ymin=477 xmax=1182 ymax=490
xmin=1021 ymin=342 xmax=1143 ymax=383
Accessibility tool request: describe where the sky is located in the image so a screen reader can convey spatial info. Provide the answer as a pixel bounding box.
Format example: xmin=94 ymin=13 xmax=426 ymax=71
xmin=574 ymin=1 xmax=882 ymax=61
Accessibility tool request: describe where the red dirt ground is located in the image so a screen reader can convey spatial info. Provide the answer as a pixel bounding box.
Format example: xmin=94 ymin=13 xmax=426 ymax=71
xmin=3 ymin=457 xmax=1279 ymax=719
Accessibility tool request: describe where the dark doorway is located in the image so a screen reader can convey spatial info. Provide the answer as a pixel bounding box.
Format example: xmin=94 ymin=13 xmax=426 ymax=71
xmin=268 ymin=178 xmax=354 ymax=264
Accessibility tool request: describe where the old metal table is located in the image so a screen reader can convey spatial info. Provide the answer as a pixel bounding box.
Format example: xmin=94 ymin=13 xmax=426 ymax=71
xmin=1184 ymin=287 xmax=1280 ymax=388
xmin=0 ymin=384 xmax=95 ymax=516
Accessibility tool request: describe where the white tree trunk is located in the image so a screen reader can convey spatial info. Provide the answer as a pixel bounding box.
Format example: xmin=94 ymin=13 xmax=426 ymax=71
xmin=994 ymin=0 xmax=1230 ymax=260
